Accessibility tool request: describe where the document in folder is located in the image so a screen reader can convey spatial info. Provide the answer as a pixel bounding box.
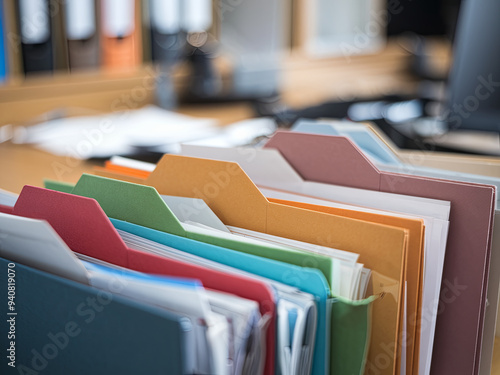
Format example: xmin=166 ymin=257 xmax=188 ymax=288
xmin=99 ymin=154 xmax=408 ymax=375
xmin=2 ymin=186 xmax=277 ymax=375
xmin=0 ymin=257 xmax=194 ymax=375
xmin=177 ymin=145 xmax=431 ymax=375
xmin=45 ymin=168 xmax=406 ymax=374
xmin=264 ymin=132 xmax=496 ymax=375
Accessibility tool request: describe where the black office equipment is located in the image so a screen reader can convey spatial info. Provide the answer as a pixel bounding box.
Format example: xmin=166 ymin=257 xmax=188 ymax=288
xmin=18 ymin=0 xmax=54 ymax=74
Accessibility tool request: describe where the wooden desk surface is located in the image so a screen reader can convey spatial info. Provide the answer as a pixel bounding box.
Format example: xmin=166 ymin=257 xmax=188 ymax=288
xmin=1 ymin=38 xmax=499 ymax=373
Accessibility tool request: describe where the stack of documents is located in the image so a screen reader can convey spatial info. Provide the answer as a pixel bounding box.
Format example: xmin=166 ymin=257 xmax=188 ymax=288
xmin=1 ymin=120 xmax=498 ymax=375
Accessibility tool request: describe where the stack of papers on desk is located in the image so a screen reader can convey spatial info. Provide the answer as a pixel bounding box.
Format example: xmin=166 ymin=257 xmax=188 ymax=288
xmin=2 ymin=119 xmax=498 ymax=375
xmin=9 ymin=106 xmax=276 ymax=159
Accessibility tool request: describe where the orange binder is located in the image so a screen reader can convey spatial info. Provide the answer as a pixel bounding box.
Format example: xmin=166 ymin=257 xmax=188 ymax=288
xmin=100 ymin=0 xmax=142 ymax=70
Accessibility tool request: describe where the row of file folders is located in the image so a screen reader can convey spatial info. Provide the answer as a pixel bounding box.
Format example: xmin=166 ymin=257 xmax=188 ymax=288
xmin=0 ymin=0 xmax=212 ymax=81
xmin=1 ymin=119 xmax=500 ymax=375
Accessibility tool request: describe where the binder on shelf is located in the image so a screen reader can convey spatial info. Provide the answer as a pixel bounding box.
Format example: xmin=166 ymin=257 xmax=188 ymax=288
xmin=64 ymin=0 xmax=99 ymax=70
xmin=264 ymin=131 xmax=496 ymax=375
xmin=100 ymin=0 xmax=142 ymax=70
xmin=17 ymin=0 xmax=53 ymax=74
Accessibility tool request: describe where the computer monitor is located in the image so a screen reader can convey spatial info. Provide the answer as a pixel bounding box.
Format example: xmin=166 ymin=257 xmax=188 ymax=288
xmin=447 ymin=0 xmax=500 ymax=132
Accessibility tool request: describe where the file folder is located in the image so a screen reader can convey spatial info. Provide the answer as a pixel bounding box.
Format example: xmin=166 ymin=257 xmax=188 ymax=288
xmin=100 ymin=0 xmax=141 ymax=70
xmin=0 ymin=257 xmax=188 ymax=375
xmin=93 ymin=155 xmax=408 ymax=375
xmin=64 ymin=0 xmax=99 ymax=70
xmin=2 ymin=185 xmax=277 ymax=375
xmin=17 ymin=0 xmax=54 ymax=73
xmin=264 ymin=131 xmax=496 ymax=375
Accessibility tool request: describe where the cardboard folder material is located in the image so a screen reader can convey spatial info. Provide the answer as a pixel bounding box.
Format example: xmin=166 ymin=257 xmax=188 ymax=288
xmin=0 ymin=257 xmax=187 ymax=375
xmin=264 ymin=132 xmax=496 ymax=375
xmin=2 ymin=186 xmax=276 ymax=375
xmin=129 ymin=154 xmax=407 ymax=375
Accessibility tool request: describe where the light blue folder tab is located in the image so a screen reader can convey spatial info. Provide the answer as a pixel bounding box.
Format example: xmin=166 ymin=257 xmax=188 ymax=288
xmin=292 ymin=119 xmax=403 ymax=166
xmin=111 ymin=217 xmax=332 ymax=375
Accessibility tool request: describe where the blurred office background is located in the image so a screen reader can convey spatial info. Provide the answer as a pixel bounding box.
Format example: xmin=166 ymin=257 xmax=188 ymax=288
xmin=2 ymin=0 xmax=499 ymax=159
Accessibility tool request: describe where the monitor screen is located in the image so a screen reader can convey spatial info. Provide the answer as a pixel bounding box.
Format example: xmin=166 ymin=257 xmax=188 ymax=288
xmin=447 ymin=0 xmax=500 ymax=132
